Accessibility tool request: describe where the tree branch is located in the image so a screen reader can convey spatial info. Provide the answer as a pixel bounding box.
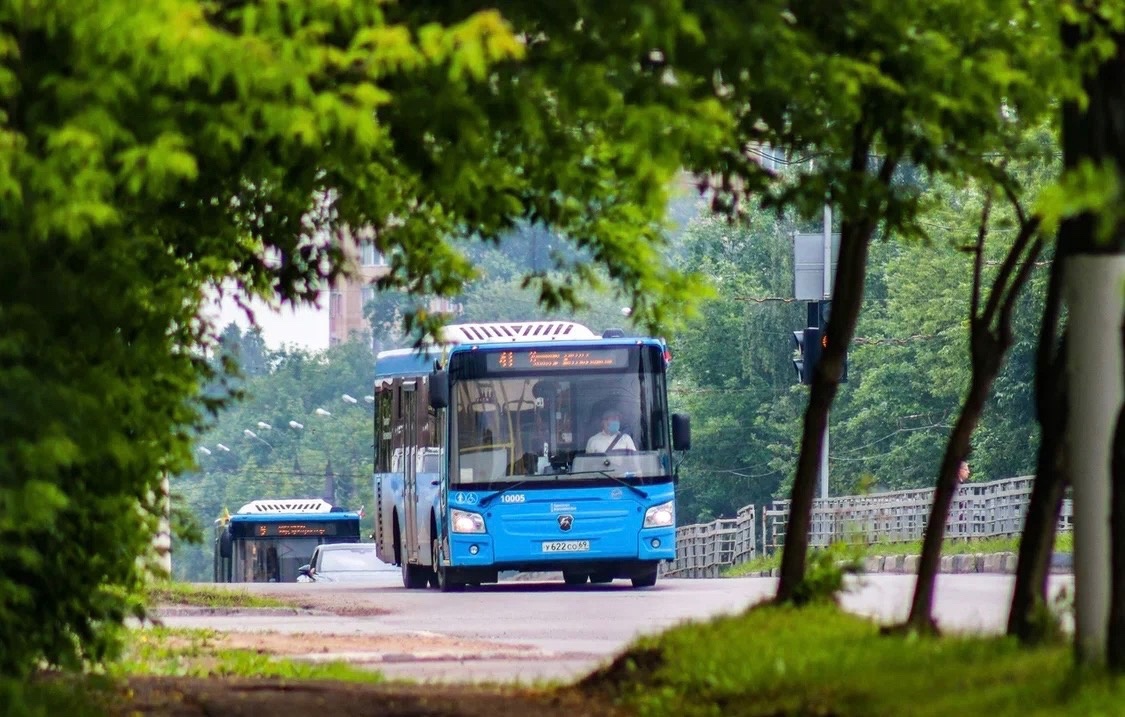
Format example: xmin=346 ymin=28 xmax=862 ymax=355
xmin=982 ymin=216 xmax=1040 ymax=323
xmin=970 ymin=186 xmax=995 ymax=326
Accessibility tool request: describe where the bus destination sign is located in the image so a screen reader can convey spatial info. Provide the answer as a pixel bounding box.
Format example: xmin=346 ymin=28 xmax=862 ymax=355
xmin=255 ymin=522 xmax=338 ymax=537
xmin=487 ymin=348 xmax=630 ymax=372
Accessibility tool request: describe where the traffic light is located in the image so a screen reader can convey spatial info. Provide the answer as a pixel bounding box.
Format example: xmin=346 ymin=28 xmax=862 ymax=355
xmin=792 ymin=327 xmax=822 ymax=385
xmin=817 ymin=327 xmax=850 ymax=383
xmin=793 ymin=300 xmax=848 ymax=384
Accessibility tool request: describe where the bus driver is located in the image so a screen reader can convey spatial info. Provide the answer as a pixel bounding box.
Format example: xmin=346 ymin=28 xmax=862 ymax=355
xmin=585 ymin=407 xmax=637 ymax=453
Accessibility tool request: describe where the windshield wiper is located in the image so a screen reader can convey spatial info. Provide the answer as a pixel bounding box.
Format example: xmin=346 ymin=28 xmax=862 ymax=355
xmin=565 ymin=469 xmax=648 ymax=499
xmin=477 ymin=470 xmax=649 ymax=506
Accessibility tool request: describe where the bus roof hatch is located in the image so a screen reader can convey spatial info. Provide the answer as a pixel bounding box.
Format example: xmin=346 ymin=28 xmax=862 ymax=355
xmin=441 ymin=321 xmax=598 ymax=344
xmin=235 ymin=499 xmax=334 ymax=514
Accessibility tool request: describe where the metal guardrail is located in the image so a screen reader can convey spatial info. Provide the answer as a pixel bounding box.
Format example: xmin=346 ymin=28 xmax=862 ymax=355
xmin=666 ymin=475 xmax=1073 ymax=578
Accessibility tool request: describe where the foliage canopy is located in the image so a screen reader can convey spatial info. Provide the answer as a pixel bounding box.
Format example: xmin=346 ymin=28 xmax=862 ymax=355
xmin=0 ymin=0 xmax=705 ymax=677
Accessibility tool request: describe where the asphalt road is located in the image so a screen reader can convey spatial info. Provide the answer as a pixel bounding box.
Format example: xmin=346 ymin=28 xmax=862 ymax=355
xmin=159 ymin=574 xmax=1073 ymax=684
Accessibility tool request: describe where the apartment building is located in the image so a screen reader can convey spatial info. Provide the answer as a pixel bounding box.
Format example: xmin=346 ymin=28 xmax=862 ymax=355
xmin=327 ymin=242 xmax=389 ymax=348
xmin=328 ymin=241 xmax=459 ymax=349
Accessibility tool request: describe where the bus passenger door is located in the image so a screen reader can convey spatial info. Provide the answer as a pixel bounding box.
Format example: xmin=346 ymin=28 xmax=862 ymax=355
xmin=401 ymin=381 xmax=419 ymax=566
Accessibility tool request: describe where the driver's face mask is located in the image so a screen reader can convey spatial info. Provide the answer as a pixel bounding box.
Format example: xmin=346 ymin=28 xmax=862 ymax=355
xmin=607 ymin=420 xmax=621 ymax=433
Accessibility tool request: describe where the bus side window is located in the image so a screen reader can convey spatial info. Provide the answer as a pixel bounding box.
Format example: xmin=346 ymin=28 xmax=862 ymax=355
xmin=376 ymin=390 xmax=393 ymax=473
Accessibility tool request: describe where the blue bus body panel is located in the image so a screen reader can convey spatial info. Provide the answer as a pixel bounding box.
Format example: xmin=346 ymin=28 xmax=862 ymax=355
xmin=227 ymin=512 xmax=362 ymax=539
xmin=444 ymin=483 xmax=675 ymax=568
xmin=375 ymin=352 xmax=438 ymax=379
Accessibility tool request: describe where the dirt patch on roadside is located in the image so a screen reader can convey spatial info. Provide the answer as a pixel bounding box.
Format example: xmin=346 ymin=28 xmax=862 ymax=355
xmin=175 ymin=630 xmax=536 ymax=658
xmin=115 ymin=676 xmax=625 ymax=717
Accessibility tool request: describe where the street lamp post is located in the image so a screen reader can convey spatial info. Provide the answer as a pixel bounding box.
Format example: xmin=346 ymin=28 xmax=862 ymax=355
xmin=288 ymin=420 xmax=305 ymax=474
xmin=243 ymin=429 xmax=273 ymax=448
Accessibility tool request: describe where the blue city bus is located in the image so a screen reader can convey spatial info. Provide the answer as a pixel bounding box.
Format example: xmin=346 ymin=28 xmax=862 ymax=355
xmin=372 ymin=321 xmax=691 ymax=591
xmin=214 ymin=499 xmax=362 ymax=583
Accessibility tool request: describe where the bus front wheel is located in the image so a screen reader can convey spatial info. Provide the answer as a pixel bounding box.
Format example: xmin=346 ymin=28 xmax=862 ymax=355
xmin=433 ymin=539 xmax=464 ymax=593
xmin=631 ymin=566 xmax=658 ymax=589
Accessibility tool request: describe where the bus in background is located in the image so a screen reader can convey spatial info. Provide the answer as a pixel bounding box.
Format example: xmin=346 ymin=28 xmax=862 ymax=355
xmin=213 ymin=499 xmax=362 ymax=583
xmin=372 ymin=320 xmax=690 ymax=592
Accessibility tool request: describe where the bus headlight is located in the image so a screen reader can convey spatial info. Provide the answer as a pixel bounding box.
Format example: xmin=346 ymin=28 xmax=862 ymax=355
xmin=451 ymin=509 xmax=486 ymax=533
xmin=643 ymin=501 xmax=675 ymax=528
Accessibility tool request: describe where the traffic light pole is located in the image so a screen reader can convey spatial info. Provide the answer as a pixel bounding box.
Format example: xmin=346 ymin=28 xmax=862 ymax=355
xmin=820 ymin=413 xmax=829 ymax=500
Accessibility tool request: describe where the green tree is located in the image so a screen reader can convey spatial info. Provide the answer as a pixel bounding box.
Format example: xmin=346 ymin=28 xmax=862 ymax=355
xmin=0 ymin=1 xmax=712 ymax=680
xmin=407 ymin=0 xmax=1066 ymax=602
xmin=668 ymin=206 xmax=806 ymax=522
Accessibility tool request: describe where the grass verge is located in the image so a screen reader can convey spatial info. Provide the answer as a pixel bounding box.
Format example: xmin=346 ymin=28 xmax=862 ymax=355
xmin=580 ymin=602 xmax=1124 ymax=717
xmin=1 ymin=675 xmax=116 ymax=717
xmin=108 ymin=626 xmax=385 ymax=683
xmin=9 ymin=628 xmax=386 ymax=716
xmin=146 ymin=581 xmax=293 ymax=608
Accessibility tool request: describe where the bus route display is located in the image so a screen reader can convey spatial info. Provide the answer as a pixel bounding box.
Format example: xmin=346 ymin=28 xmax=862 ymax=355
xmin=253 ymin=522 xmax=339 ymax=537
xmin=486 ymin=348 xmax=630 ymax=372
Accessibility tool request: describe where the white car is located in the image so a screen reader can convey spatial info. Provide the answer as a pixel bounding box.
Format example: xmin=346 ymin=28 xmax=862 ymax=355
xmin=296 ymin=543 xmax=400 ymax=584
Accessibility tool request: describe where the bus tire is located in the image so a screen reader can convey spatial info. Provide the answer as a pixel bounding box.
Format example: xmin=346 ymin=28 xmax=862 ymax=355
xmin=402 ymin=561 xmax=429 ymax=589
xmin=433 ymin=539 xmax=464 ymax=592
xmin=631 ymin=566 xmax=658 ymax=589
xmin=397 ymin=525 xmax=428 ymax=589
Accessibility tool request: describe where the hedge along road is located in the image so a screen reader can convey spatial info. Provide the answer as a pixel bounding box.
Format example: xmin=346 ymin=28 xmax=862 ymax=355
xmin=154 ymin=574 xmax=1074 ymax=684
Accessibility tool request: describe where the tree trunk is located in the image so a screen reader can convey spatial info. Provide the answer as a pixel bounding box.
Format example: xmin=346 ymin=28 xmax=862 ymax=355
xmin=774 ymin=217 xmax=868 ymax=602
xmin=1006 ymin=423 xmax=1067 ymax=642
xmin=1008 ymin=248 xmax=1068 ymax=643
xmin=906 ymin=373 xmax=995 ymax=630
xmin=1051 ymin=18 xmax=1125 ymax=665
xmin=775 ymin=136 xmax=889 ymax=603
xmin=903 ymin=188 xmax=1040 ymax=631
xmin=1066 ymin=254 xmax=1124 ymax=664
xmin=1108 ymin=321 xmax=1125 ymax=671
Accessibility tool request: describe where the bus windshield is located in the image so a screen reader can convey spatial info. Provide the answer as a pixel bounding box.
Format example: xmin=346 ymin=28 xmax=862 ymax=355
xmin=449 ymin=345 xmax=671 ymax=486
xmin=234 ymin=536 xmax=321 ymax=583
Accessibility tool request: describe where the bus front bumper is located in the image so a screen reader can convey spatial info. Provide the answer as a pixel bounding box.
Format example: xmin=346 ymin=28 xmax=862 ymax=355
xmin=446 ymin=526 xmax=676 ymax=567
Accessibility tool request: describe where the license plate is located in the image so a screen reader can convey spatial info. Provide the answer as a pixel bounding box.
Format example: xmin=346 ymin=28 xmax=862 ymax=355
xmin=541 ymin=540 xmax=590 ymax=553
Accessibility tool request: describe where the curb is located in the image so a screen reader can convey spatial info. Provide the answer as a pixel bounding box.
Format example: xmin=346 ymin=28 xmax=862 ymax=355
xmin=739 ymin=552 xmax=1074 ymax=578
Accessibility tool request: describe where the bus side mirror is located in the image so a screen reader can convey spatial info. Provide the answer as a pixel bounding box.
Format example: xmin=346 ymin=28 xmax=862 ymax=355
xmin=429 ymin=370 xmax=449 ymax=409
xmin=672 ymin=414 xmax=691 ymax=451
xmin=219 ymin=529 xmax=232 ymax=559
